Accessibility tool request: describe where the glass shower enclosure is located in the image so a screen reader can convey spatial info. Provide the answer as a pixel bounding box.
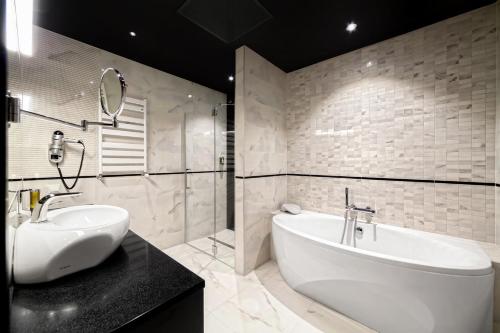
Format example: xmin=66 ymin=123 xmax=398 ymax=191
xmin=184 ymin=102 xmax=234 ymax=267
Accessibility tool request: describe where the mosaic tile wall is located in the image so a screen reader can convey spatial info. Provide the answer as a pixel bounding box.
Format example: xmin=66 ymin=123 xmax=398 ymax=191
xmin=285 ymin=5 xmax=498 ymax=243
xmin=287 ymin=176 xmax=495 ymax=242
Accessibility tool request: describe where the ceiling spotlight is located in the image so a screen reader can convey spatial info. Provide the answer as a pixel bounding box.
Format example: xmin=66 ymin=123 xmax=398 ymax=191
xmin=346 ymin=22 xmax=357 ymax=33
xmin=129 ymin=31 xmax=136 ymax=37
xmin=228 ymin=75 xmax=234 ymax=82
xmin=366 ymin=61 xmax=373 ymax=68
xmin=187 ymin=94 xmax=193 ymax=98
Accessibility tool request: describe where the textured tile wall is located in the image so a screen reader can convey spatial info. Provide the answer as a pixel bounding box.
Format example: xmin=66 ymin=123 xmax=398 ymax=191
xmin=288 ymin=176 xmax=495 ymax=242
xmin=235 ymin=47 xmax=287 ymax=274
xmin=285 ymin=5 xmax=498 ymax=243
xmin=7 ymin=26 xmax=227 ymax=249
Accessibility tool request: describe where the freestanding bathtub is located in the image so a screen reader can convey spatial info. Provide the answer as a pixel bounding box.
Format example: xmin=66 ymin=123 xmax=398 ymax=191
xmin=272 ymin=211 xmax=494 ymax=333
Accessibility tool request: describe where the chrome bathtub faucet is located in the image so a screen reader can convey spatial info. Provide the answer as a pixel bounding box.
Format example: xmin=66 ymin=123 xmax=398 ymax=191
xmin=340 ymin=188 xmax=376 ymax=246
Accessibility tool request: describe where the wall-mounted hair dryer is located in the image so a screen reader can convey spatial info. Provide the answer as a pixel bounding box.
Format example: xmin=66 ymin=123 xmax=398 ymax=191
xmin=48 ymin=130 xmax=86 ymax=190
xmin=48 ymin=131 xmax=81 ymax=164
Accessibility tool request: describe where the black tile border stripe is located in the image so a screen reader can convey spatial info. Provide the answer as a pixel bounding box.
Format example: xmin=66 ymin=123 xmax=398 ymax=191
xmin=10 ymin=171 xmax=499 ymax=187
xmin=235 ymin=174 xmax=286 ymax=179
xmin=236 ymin=173 xmax=498 ymax=187
xmin=8 ymin=170 xmax=227 ymax=182
xmin=289 ymin=174 xmax=496 ymax=186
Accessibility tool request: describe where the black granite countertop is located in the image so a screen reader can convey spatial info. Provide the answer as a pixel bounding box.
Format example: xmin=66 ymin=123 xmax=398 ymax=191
xmin=10 ymin=231 xmax=204 ymax=333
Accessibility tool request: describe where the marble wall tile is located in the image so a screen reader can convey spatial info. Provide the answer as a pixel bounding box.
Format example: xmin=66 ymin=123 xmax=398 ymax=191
xmin=235 ymin=46 xmax=288 ymax=274
xmin=236 ymin=46 xmax=287 ymax=177
xmin=185 ymin=172 xmax=227 ymax=242
xmin=497 ymin=186 xmax=500 ymax=245
xmin=8 ymin=26 xmax=225 ymax=179
xmin=235 ymin=48 xmax=246 ymax=178
xmin=8 ymin=174 xmax=185 ymax=250
xmin=495 ymin=2 xmax=500 ymax=245
xmin=241 ymin=176 xmax=287 ymax=274
xmin=7 ymin=26 xmax=227 ymax=250
xmin=235 ymin=178 xmax=245 ymax=274
xmin=95 ymin=175 xmax=185 ymax=249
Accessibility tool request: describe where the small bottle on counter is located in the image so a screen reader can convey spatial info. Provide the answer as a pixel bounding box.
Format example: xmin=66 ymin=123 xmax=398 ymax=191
xmin=30 ymin=189 xmax=40 ymax=213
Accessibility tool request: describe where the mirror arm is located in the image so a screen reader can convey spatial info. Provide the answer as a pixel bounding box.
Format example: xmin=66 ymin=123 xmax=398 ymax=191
xmin=81 ymin=118 xmax=118 ymax=131
xmin=20 ymin=109 xmax=84 ymax=129
xmin=17 ymin=110 xmax=118 ymax=132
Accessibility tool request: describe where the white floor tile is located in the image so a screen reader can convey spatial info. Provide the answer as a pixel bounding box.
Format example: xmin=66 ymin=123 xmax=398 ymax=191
xmin=211 ymin=284 xmax=301 ymax=333
xmin=174 ymin=250 xmax=215 ymax=274
xmin=302 ymin=301 xmax=375 ymax=333
xmin=205 ymin=312 xmax=236 ymax=333
xmin=163 ymin=242 xmax=373 ymax=333
xmin=163 ymin=243 xmax=199 ymax=259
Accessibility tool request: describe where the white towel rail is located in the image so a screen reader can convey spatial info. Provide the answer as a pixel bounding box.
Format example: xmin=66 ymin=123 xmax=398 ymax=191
xmin=98 ymin=97 xmax=148 ymax=175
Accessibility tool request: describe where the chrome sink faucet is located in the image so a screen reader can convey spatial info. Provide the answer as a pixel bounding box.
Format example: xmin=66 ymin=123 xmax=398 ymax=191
xmin=31 ymin=192 xmax=82 ymax=223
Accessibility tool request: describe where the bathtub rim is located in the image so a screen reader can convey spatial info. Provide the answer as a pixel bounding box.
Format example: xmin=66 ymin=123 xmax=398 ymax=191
xmin=272 ymin=211 xmax=493 ymax=277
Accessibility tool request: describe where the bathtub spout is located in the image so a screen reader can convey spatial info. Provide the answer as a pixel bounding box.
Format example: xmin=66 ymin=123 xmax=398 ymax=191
xmin=341 ymin=204 xmax=376 ymax=246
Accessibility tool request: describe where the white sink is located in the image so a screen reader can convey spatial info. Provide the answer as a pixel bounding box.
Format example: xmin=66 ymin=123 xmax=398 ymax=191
xmin=13 ymin=205 xmax=129 ymax=284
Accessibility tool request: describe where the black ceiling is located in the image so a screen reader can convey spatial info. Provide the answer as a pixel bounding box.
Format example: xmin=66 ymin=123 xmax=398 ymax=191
xmin=34 ymin=0 xmax=495 ymax=94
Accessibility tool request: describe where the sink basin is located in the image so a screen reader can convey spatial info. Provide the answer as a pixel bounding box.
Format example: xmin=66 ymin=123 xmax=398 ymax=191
xmin=13 ymin=205 xmax=129 ymax=284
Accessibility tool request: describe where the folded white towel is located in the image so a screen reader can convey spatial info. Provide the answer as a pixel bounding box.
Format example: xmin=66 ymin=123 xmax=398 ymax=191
xmin=281 ymin=203 xmax=301 ymax=215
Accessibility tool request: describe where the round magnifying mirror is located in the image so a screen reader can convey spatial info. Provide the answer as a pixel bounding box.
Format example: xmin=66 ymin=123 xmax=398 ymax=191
xmin=99 ymin=68 xmax=127 ymax=119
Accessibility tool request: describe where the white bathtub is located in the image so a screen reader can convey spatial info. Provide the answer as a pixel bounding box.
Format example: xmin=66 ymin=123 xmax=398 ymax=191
xmin=272 ymin=211 xmax=494 ymax=333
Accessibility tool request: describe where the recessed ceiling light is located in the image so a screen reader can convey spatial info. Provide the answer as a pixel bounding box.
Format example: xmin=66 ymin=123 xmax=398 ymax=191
xmin=129 ymin=31 xmax=136 ymax=37
xmin=188 ymin=94 xmax=193 ymax=98
xmin=228 ymin=75 xmax=234 ymax=82
xmin=346 ymin=22 xmax=357 ymax=33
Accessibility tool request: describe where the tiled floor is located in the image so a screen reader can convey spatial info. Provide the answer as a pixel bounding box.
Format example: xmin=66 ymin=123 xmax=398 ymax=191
xmin=163 ymin=241 xmax=374 ymax=333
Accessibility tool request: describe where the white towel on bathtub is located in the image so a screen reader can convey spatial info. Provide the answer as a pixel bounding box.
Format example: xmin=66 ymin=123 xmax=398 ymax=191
xmin=281 ymin=203 xmax=302 ymax=215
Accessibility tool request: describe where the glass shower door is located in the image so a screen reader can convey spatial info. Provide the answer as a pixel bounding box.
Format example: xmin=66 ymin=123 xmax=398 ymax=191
xmin=184 ymin=102 xmax=234 ymax=267
xmin=212 ymin=104 xmax=235 ymax=266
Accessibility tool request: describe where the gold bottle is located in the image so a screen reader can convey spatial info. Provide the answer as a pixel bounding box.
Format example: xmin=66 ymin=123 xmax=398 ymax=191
xmin=30 ymin=189 xmax=40 ymax=212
